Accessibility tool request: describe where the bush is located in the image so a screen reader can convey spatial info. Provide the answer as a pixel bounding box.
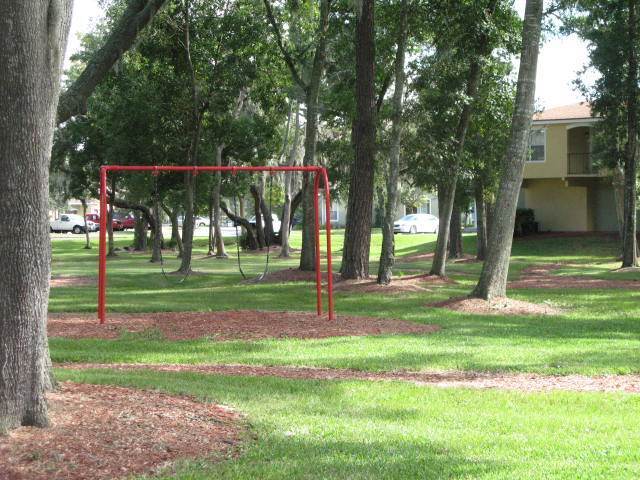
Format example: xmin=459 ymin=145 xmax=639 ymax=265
xmin=514 ymin=208 xmax=538 ymax=236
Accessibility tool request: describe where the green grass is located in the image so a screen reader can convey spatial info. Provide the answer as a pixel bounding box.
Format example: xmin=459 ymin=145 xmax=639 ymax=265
xmin=57 ymin=368 xmax=640 ymax=479
xmin=49 ymin=231 xmax=640 ymax=375
xmin=48 ymin=231 xmax=640 ymax=478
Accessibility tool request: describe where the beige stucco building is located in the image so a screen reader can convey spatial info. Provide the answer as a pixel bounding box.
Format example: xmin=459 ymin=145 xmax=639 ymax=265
xmin=518 ymin=103 xmax=618 ymax=232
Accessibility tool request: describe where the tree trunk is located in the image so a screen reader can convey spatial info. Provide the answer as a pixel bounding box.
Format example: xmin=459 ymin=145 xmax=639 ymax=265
xmin=221 ymin=202 xmax=259 ymax=250
xmin=250 ymin=184 xmax=266 ymax=249
xmin=299 ymin=0 xmax=330 ymax=271
xmin=178 ymin=0 xmax=201 ymax=274
xmin=81 ymin=198 xmax=91 ymax=249
xmin=133 ymin=211 xmax=148 ymax=251
xmin=377 ymin=0 xmax=407 ymax=285
xmin=280 ymin=105 xmax=301 ymax=258
xmin=162 ymin=204 xmax=183 ymax=257
xmin=341 ymin=0 xmax=376 ymax=280
xmin=475 ymin=181 xmax=487 ymax=261
xmin=107 ymin=177 xmax=116 ymax=257
xmin=472 ymin=0 xmax=543 ymax=299
xmin=209 ymin=144 xmax=227 ymax=257
xmin=150 ymin=195 xmax=163 ymax=263
xmin=622 ymin=0 xmax=639 ymax=268
xmin=0 ymin=0 xmax=72 ymax=433
xmin=448 ymin=202 xmax=463 ymax=259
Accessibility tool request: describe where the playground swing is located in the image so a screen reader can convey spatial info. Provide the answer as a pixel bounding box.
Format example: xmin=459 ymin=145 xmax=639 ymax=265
xmin=97 ymin=165 xmax=335 ymax=324
xmin=231 ymin=171 xmax=275 ymax=283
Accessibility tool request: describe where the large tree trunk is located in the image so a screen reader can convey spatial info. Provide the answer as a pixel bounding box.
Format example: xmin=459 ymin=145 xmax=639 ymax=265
xmin=472 ymin=0 xmax=543 ymax=299
xmin=212 ymin=144 xmax=228 ymax=258
xmin=612 ymin=165 xmax=626 ymax=245
xmin=377 ymin=0 xmax=408 ymax=285
xmin=221 ymin=202 xmax=259 ymax=250
xmin=341 ymin=0 xmax=377 ymax=280
xmin=299 ymin=0 xmax=330 ymax=271
xmin=448 ymin=202 xmax=463 ymax=259
xmin=622 ymin=0 xmax=639 ymax=268
xmin=0 ymin=0 xmax=72 ymax=432
xmin=280 ymin=105 xmax=301 ymax=258
xmin=133 ymin=211 xmax=148 ymax=251
xmin=250 ymin=185 xmax=266 ymax=249
xmin=57 ymin=0 xmax=168 ymax=124
xmin=80 ymin=198 xmax=91 ymax=249
xmin=475 ymin=180 xmax=487 ymax=261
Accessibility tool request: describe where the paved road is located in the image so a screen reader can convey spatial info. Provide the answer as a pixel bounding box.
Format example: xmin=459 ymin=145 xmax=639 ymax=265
xmin=50 ymin=225 xmax=238 ymax=240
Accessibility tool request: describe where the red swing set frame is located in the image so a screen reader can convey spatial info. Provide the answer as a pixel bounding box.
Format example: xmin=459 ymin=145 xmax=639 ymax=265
xmin=97 ymin=165 xmax=335 ymax=324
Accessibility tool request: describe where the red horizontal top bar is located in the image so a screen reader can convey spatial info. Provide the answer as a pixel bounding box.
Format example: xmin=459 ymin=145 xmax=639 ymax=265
xmin=101 ymin=165 xmax=325 ymax=172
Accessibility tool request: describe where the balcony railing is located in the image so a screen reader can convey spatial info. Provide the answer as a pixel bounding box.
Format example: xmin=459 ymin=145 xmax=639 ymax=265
xmin=567 ymin=152 xmax=593 ymax=175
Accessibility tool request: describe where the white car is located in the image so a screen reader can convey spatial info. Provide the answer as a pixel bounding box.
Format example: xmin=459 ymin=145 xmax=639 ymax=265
xmin=249 ymin=213 xmax=281 ymax=233
xmin=394 ymin=213 xmax=439 ymax=234
xmin=195 ymin=216 xmax=210 ymax=227
xmin=50 ymin=214 xmax=98 ymax=234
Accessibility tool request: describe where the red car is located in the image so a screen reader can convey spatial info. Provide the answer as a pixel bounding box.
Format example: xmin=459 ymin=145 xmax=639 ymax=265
xmin=120 ymin=215 xmax=137 ymax=230
xmin=85 ymin=213 xmax=124 ymax=231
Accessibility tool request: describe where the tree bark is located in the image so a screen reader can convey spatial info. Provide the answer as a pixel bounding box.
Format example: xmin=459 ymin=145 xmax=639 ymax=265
xmin=622 ymin=0 xmax=639 ymax=268
xmin=57 ymin=0 xmax=168 ymax=124
xmin=212 ymin=144 xmax=228 ymax=257
xmin=80 ymin=198 xmax=91 ymax=249
xmin=0 ymin=0 xmax=72 ymax=432
xmin=472 ymin=0 xmax=543 ymax=299
xmin=150 ymin=195 xmax=162 ymax=262
xmin=250 ymin=185 xmax=266 ymax=248
xmin=221 ymin=202 xmax=259 ymax=250
xmin=178 ymin=0 xmax=201 ymax=274
xmin=377 ymin=0 xmax=408 ymax=285
xmin=280 ymin=105 xmax=301 ymax=258
xmin=474 ymin=181 xmax=487 ymax=261
xmin=448 ymin=202 xmax=463 ymax=259
xmin=299 ymin=0 xmax=331 ymax=271
xmin=162 ymin=204 xmax=183 ymax=257
xmin=341 ymin=0 xmax=376 ymax=280
xmin=133 ymin=211 xmax=148 ymax=251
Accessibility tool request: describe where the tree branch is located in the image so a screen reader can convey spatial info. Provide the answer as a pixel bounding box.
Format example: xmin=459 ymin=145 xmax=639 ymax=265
xmin=262 ymin=0 xmax=307 ymax=90
xmin=57 ymin=0 xmax=168 ymax=124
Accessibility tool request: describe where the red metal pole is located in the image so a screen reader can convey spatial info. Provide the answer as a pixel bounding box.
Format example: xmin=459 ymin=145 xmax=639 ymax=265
xmin=321 ymin=168 xmax=335 ymax=320
xmin=98 ymin=167 xmax=108 ymax=324
xmin=313 ymin=172 xmax=322 ymax=316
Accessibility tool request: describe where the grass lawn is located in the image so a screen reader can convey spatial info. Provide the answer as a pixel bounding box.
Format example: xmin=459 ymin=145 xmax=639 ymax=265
xmin=50 ymin=230 xmax=640 ymax=478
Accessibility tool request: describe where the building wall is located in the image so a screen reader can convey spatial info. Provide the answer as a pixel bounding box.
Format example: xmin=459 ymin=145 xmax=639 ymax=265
xmin=522 ymin=179 xmax=589 ymax=231
xmin=523 ymin=124 xmax=568 ymax=179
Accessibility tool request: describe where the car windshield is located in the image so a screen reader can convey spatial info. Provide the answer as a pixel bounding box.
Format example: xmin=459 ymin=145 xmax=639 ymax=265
xmin=399 ymin=215 xmax=417 ymax=221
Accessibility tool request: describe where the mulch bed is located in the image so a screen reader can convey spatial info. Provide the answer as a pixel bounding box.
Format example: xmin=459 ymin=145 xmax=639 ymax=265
xmin=0 ymin=382 xmax=242 ymax=480
xmin=49 ymin=276 xmax=96 ymax=288
xmin=333 ymin=274 xmax=455 ymax=294
xmin=58 ymin=363 xmax=640 ymax=394
xmin=509 ymin=264 xmax=640 ymax=289
xmin=428 ymin=296 xmax=562 ymax=316
xmin=48 ymin=310 xmax=440 ymax=341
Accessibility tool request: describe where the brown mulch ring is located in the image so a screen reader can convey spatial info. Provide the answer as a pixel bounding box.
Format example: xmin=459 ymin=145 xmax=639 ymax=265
xmin=333 ymin=274 xmax=455 ymax=294
xmin=428 ymin=296 xmax=562 ymax=316
xmin=49 ymin=276 xmax=96 ymax=288
xmin=399 ymin=252 xmax=479 ymax=264
xmin=48 ymin=310 xmax=440 ymax=341
xmin=0 ymin=382 xmax=242 ymax=480
xmin=509 ymin=263 xmax=640 ymax=289
xmin=59 ymin=363 xmax=640 ymax=394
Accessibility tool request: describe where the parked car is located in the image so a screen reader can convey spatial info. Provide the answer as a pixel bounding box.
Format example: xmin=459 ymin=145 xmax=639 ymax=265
xmin=120 ymin=215 xmax=137 ymax=230
xmin=51 ymin=214 xmax=98 ymax=234
xmin=85 ymin=213 xmax=124 ymax=231
xmin=195 ymin=216 xmax=210 ymax=227
xmin=393 ymin=213 xmax=439 ymax=234
xmin=249 ymin=213 xmax=281 ymax=233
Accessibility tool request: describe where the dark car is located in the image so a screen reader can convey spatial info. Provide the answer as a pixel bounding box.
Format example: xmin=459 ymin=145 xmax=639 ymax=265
xmin=85 ymin=213 xmax=124 ymax=231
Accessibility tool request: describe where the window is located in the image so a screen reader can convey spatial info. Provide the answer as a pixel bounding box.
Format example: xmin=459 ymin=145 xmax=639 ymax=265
xmin=330 ymin=209 xmax=339 ymax=222
xmin=418 ymin=200 xmax=431 ymax=215
xmin=528 ymin=128 xmax=546 ymax=162
xmin=61 ymin=215 xmax=69 ymax=222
